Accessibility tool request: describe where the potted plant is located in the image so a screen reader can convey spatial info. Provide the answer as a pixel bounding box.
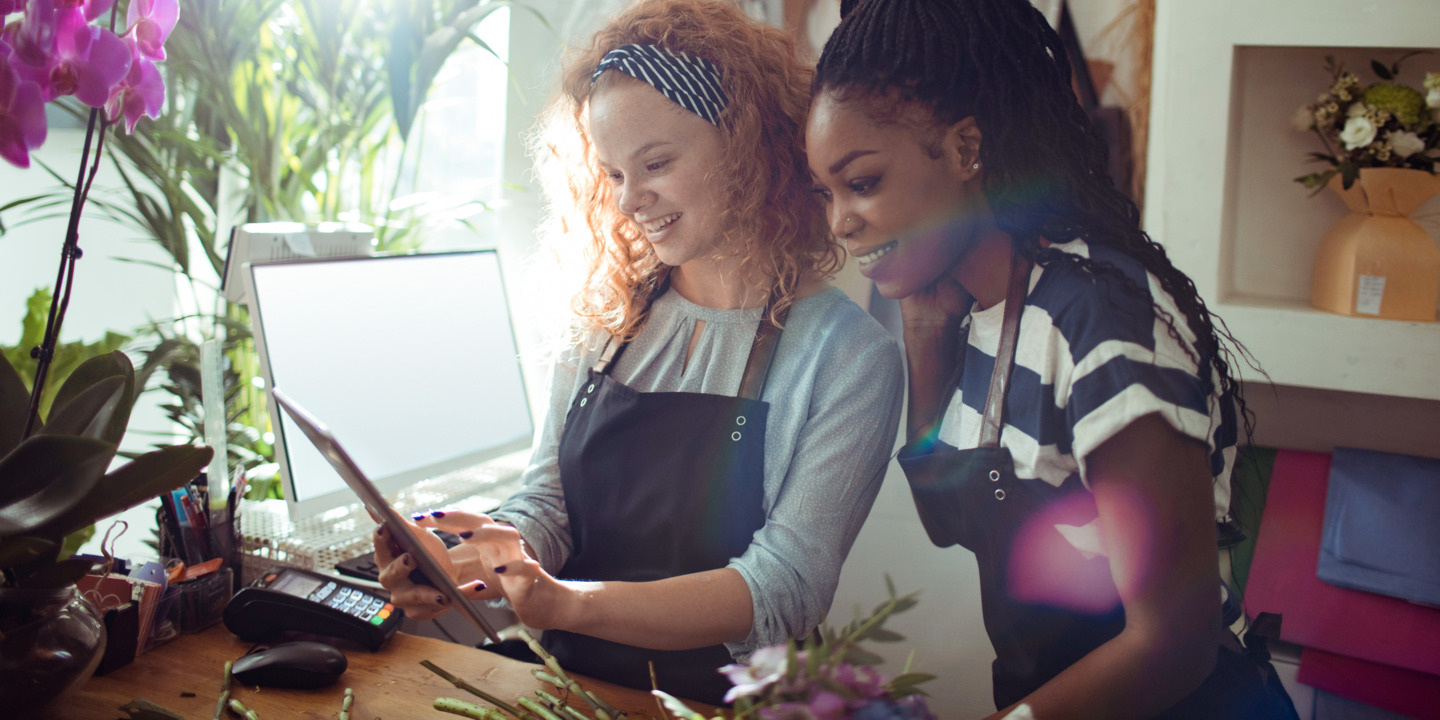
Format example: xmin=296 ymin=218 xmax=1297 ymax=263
xmin=1293 ymin=54 xmax=1440 ymax=321
xmin=0 ymin=349 xmax=212 ymax=715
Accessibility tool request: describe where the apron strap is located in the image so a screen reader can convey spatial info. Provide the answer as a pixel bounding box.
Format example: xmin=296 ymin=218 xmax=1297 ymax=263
xmin=593 ymin=276 xmax=672 ymax=375
xmin=736 ymin=293 xmax=790 ymax=401
xmin=978 ymin=250 xmax=1033 ymax=448
xmin=592 ymin=281 xmax=788 ymax=402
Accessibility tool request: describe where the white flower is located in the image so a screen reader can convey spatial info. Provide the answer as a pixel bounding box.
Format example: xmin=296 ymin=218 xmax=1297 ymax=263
xmin=1428 ymin=86 xmax=1440 ymax=110
xmin=1389 ymin=131 xmax=1425 ymax=158
xmin=720 ymin=645 xmax=791 ymax=702
xmin=1341 ymin=116 xmax=1377 ymax=150
xmin=1347 ymin=102 xmax=1368 ymax=118
xmin=1292 ymin=106 xmax=1315 ymax=131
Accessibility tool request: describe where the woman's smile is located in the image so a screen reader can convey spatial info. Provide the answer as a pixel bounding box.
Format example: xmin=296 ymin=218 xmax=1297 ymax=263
xmin=852 ymin=239 xmax=898 ymax=267
xmin=640 ymin=212 xmax=683 ymax=236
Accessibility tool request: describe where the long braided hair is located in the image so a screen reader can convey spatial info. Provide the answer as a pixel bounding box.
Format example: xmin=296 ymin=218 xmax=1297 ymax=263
xmin=816 ymin=0 xmax=1257 ymax=446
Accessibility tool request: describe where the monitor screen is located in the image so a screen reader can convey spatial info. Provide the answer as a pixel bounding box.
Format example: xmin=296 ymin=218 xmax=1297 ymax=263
xmin=247 ymin=250 xmax=533 ymax=521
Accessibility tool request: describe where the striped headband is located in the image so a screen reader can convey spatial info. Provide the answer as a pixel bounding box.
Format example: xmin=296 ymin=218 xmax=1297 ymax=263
xmin=591 ymin=44 xmax=728 ymax=126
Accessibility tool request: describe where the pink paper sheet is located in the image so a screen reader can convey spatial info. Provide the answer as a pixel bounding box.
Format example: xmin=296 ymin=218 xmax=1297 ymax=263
xmin=1244 ymin=450 xmax=1440 ymax=676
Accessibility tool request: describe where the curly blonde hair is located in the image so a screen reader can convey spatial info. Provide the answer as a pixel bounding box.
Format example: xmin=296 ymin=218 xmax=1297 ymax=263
xmin=530 ymin=0 xmax=840 ymax=342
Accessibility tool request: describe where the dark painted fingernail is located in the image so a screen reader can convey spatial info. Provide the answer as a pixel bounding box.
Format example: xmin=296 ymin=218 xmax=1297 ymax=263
xmin=458 ymin=531 xmax=473 ymax=539
xmin=435 ymin=594 xmax=447 ymax=605
xmin=375 ymin=526 xmax=386 ymax=537
xmin=470 ymin=581 xmax=486 ymax=591
xmin=431 ymin=510 xmax=446 ymax=518
xmin=493 ymin=565 xmax=507 ymax=574
xmin=402 ymin=555 xmax=413 ymax=567
xmin=411 ymin=514 xmax=425 ymax=522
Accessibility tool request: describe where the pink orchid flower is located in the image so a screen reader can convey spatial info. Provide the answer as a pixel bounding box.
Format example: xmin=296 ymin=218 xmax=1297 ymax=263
xmin=6 ymin=0 xmax=59 ymax=73
xmin=45 ymin=7 xmax=131 ymax=106
xmin=125 ymin=0 xmax=177 ymax=62
xmin=103 ymin=37 xmax=162 ymax=133
xmin=0 ymin=46 xmax=48 ymax=168
xmin=80 ymin=0 xmax=118 ymax=23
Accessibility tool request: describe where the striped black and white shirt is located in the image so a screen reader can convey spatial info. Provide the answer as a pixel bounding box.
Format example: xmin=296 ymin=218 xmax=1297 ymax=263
xmin=934 ymin=238 xmax=1238 ymax=558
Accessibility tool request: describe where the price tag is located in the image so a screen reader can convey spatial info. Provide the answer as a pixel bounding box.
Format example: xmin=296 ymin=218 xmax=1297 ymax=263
xmin=1355 ymin=275 xmax=1385 ymax=315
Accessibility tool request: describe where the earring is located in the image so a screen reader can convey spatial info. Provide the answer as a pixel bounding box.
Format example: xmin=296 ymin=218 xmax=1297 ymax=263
xmin=972 ymin=163 xmax=980 ymax=170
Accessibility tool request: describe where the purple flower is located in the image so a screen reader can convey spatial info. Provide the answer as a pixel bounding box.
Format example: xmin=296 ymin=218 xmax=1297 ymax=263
xmin=804 ymin=690 xmax=848 ymax=720
xmin=44 ymin=7 xmax=130 ymax=105
xmin=103 ymin=36 xmax=161 ymax=133
xmin=0 ymin=46 xmax=48 ymax=168
xmin=0 ymin=0 xmax=26 ymax=15
xmin=6 ymin=0 xmax=59 ymax=74
xmin=831 ymin=663 xmax=887 ymax=701
xmin=79 ymin=0 xmax=117 ymax=23
xmin=124 ymin=0 xmax=177 ymax=62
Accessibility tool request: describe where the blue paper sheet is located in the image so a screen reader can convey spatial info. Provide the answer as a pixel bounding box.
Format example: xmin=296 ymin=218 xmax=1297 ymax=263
xmin=1318 ymin=447 xmax=1440 ymax=607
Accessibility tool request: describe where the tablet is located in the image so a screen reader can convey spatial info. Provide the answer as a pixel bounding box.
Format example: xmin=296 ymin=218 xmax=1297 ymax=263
xmin=270 ymin=387 xmax=501 ymax=643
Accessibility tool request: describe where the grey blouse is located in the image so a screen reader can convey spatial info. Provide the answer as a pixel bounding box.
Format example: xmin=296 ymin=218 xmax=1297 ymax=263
xmin=489 ymin=286 xmax=904 ymax=658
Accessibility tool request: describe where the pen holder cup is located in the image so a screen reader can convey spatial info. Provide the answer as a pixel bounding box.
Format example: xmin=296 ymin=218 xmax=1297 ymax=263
xmin=156 ymin=505 xmax=244 ymax=593
xmin=172 ymin=566 xmax=232 ymax=634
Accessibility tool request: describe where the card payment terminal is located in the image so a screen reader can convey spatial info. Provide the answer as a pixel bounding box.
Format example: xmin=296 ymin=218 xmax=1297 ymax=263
xmin=224 ymin=566 xmax=403 ymax=651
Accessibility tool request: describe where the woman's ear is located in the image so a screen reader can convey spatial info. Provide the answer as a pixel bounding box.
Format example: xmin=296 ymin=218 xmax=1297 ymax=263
xmin=944 ymin=117 xmax=983 ymax=181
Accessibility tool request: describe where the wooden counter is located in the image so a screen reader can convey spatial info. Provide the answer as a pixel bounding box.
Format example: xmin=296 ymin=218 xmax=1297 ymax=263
xmin=45 ymin=626 xmax=715 ymax=719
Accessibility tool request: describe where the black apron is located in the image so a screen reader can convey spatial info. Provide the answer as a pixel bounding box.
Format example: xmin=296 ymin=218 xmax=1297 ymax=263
xmin=540 ymin=292 xmax=785 ymax=706
xmin=897 ymin=252 xmax=1299 ymax=718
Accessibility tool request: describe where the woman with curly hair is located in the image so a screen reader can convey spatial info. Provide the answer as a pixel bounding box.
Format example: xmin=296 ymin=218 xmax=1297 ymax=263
xmin=373 ymin=0 xmax=903 ymax=705
xmin=806 ymin=0 xmax=1297 ymax=717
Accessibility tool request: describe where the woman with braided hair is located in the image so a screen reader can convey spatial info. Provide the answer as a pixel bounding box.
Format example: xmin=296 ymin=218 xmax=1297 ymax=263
xmin=807 ymin=0 xmax=1297 ymax=717
xmin=371 ymin=0 xmax=903 ymax=706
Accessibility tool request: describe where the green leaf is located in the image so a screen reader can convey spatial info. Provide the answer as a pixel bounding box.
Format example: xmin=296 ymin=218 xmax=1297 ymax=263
xmin=44 ymin=443 xmax=214 ymax=540
xmin=841 ymin=645 xmax=884 ymax=666
xmin=0 ymin=435 xmax=114 ymax=539
xmin=1340 ymin=162 xmax=1360 ymax=190
xmin=0 ymin=351 xmax=30 ymax=456
xmin=1371 ymin=60 xmax=1393 ymax=80
xmin=865 ymin=628 xmax=905 ymax=643
xmin=888 ymin=672 xmax=936 ymax=690
xmin=39 ymin=375 xmax=127 ymax=441
xmin=61 ymin=524 xmax=96 ymax=561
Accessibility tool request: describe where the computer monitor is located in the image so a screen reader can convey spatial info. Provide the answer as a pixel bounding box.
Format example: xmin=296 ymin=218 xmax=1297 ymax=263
xmin=247 ymin=250 xmax=533 ymax=521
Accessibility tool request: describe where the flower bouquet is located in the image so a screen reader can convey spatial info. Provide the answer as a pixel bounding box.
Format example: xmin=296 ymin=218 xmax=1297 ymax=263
xmin=1293 ymin=53 xmax=1440 ymax=192
xmin=655 ymin=579 xmax=936 ymax=720
xmin=421 ymin=580 xmax=935 ymax=720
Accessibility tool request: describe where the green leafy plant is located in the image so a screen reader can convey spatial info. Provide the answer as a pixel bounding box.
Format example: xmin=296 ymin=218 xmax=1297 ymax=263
xmin=5 ymin=0 xmax=544 ymax=501
xmin=0 ymin=350 xmax=212 ymax=590
xmin=3 ymin=289 xmax=130 ymax=425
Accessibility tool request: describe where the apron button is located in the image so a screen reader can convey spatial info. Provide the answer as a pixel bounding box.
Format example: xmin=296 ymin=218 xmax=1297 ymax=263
xmin=989 ymin=469 xmax=1000 ymax=482
xmin=735 ymin=415 xmax=746 ymax=426
xmin=579 ymin=397 xmax=588 ymax=407
xmin=731 ymin=431 xmax=742 ymax=442
xmin=587 ymin=383 xmax=595 ymax=393
xmin=994 ymin=488 xmax=1006 ymax=501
